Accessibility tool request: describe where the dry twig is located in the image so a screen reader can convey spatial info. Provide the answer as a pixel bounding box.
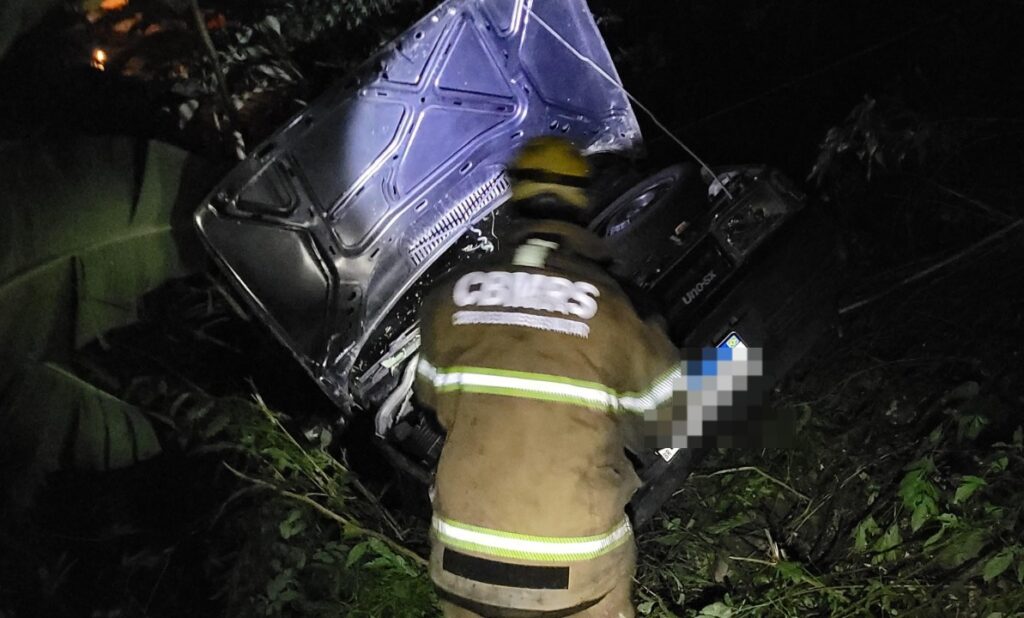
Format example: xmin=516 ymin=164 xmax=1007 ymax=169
xmin=690 ymin=466 xmax=811 ymax=502
xmin=223 ymin=463 xmax=428 ymax=568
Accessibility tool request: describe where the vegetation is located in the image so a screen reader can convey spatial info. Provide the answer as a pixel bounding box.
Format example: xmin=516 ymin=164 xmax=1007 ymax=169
xmin=0 ymin=137 xmax=216 ymax=508
xmin=1 ymin=1 xmax=1022 ymax=616
xmin=1 ymin=273 xmax=438 ymax=616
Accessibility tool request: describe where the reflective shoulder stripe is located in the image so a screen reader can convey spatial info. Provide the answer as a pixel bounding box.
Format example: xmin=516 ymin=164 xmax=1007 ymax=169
xmin=417 ymin=356 xmax=438 ymax=381
xmin=619 ymin=366 xmax=681 ymax=412
xmin=433 ymin=516 xmax=632 ymax=562
xmin=417 ymin=359 xmax=681 ymax=415
xmin=452 ymin=310 xmax=590 ymax=338
xmin=419 ymin=362 xmax=616 ymax=410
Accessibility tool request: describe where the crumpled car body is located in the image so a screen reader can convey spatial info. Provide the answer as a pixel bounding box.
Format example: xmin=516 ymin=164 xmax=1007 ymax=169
xmin=195 ymin=0 xmax=641 ymax=409
xmin=195 ymin=0 xmax=837 ymax=525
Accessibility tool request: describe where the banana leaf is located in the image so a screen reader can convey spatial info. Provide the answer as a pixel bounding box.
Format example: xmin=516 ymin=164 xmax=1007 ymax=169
xmin=0 ymin=135 xmax=217 ymax=504
xmin=0 ymin=362 xmax=161 ymax=505
xmin=0 ymin=136 xmax=211 ymax=358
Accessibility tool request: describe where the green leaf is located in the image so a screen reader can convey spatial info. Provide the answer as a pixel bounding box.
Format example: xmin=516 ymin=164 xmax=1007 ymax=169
xmin=775 ymin=561 xmax=824 ymax=588
xmin=872 ymin=523 xmax=903 ymax=564
xmin=984 ymin=503 xmax=1006 ymax=520
xmin=957 ymin=414 xmax=988 ymax=442
xmin=924 ymin=513 xmax=959 ymax=548
xmin=698 ymin=601 xmax=734 ymax=617
xmin=923 ymin=528 xmax=946 ymax=549
xmin=707 ymin=512 xmax=754 ymax=535
xmin=853 ymin=516 xmax=880 ymax=552
xmin=775 ymin=561 xmax=805 ymax=583
xmin=0 ymin=362 xmax=161 ymax=506
xmin=0 ymin=137 xmax=214 ymax=506
xmin=982 ymin=549 xmax=1014 ymax=582
xmin=954 ymin=476 xmax=987 ymax=505
xmin=364 ymin=555 xmax=399 ymax=571
xmin=661 ymin=517 xmax=682 ymax=531
xmin=910 ymin=498 xmax=938 ymax=532
xmin=346 ymin=542 xmax=369 ymax=568
xmin=637 ymin=600 xmax=655 ymax=615
xmin=899 ymin=459 xmax=940 ymax=531
xmin=936 ymin=530 xmax=987 ymax=569
xmin=367 ymin=537 xmax=395 ymax=558
xmin=312 ymin=549 xmax=335 ymax=564
xmin=0 ymin=137 xmax=210 ymax=361
xmin=265 ymin=569 xmax=293 ymax=600
xmin=277 ymin=589 xmax=299 ymax=603
xmin=278 ymin=509 xmax=306 ymax=540
xmin=199 ymin=410 xmax=232 ymax=440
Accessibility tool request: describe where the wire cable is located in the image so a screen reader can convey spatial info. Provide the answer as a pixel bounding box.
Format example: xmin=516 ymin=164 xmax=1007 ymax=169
xmin=527 ymin=8 xmax=734 ymax=200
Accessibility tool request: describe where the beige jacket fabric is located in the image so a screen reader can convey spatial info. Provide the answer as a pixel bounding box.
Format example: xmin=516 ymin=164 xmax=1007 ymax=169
xmin=415 ymin=219 xmax=679 ymax=613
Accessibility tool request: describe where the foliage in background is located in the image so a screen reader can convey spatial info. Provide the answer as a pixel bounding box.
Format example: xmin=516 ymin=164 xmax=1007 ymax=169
xmin=634 ymin=376 xmax=1024 ymax=616
xmin=629 ymin=96 xmax=1024 ymax=616
xmin=1 ymin=275 xmax=437 ymax=617
xmin=808 ymin=95 xmax=932 ymax=195
xmin=69 ymin=0 xmax=424 ymax=156
xmin=261 ymin=0 xmax=414 ymax=43
xmin=0 ymin=0 xmax=424 ymax=156
xmin=0 ymin=136 xmax=216 ymax=508
xmin=210 ymin=395 xmax=437 ymax=618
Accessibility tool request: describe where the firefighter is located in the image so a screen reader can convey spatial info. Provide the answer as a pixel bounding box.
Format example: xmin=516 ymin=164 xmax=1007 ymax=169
xmin=415 ymin=137 xmax=680 ymax=617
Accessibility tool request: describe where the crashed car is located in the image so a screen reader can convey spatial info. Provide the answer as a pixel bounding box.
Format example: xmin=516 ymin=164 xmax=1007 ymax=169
xmin=194 ymin=0 xmax=837 ymax=526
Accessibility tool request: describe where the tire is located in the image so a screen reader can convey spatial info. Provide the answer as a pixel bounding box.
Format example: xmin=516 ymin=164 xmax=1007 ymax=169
xmin=589 ymin=163 xmax=700 ymax=238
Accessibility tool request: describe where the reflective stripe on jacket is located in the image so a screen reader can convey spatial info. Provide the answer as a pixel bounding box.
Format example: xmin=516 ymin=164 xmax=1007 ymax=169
xmin=433 ymin=515 xmax=633 ymax=562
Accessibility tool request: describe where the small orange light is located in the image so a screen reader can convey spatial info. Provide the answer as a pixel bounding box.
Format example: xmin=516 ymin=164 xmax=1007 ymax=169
xmin=100 ymin=0 xmax=130 ymax=10
xmin=92 ymin=48 xmax=108 ymax=70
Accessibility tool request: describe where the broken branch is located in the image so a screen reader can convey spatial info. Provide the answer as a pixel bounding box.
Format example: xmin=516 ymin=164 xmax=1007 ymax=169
xmin=223 ymin=463 xmax=428 ymax=568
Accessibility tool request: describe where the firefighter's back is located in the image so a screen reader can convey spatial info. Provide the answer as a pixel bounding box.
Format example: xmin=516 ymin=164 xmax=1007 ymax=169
xmin=416 ymin=220 xmax=673 ymax=615
xmin=415 ymin=136 xmax=678 ymax=617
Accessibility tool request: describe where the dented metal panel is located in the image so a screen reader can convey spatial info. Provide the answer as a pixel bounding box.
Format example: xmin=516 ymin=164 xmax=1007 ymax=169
xmin=194 ymin=0 xmax=642 ymax=409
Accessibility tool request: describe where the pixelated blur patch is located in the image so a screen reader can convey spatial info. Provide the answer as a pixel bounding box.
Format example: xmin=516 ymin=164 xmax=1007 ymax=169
xmin=643 ymin=337 xmax=794 ymax=450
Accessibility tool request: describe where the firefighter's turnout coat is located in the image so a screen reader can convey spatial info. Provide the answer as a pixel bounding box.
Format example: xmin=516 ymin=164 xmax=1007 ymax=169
xmin=415 ymin=219 xmax=680 ymax=614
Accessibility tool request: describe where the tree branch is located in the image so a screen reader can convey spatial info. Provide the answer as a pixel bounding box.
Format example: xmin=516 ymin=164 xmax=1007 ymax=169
xmin=695 ymin=466 xmax=811 ymax=502
xmin=223 ymin=463 xmax=428 ymax=568
xmin=187 ymin=0 xmax=242 ymax=142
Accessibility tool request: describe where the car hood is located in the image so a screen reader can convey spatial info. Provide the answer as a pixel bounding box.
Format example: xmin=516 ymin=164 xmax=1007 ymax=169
xmin=195 ymin=0 xmax=642 ymax=409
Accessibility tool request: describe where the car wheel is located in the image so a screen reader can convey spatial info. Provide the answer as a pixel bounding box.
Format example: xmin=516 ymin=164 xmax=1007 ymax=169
xmin=590 ymin=163 xmax=698 ymax=238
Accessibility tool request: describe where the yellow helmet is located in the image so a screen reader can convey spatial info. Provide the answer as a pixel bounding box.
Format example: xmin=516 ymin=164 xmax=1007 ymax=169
xmin=508 ymin=136 xmax=591 ymax=211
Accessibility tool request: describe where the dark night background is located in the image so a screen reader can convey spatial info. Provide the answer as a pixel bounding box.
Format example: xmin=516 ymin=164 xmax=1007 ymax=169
xmin=1 ymin=0 xmax=1023 ymax=616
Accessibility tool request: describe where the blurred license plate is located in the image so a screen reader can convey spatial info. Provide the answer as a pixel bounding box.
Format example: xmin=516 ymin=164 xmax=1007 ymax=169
xmin=655 ymin=332 xmax=746 ymax=462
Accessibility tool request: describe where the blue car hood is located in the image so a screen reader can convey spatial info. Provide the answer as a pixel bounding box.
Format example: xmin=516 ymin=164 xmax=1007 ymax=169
xmin=195 ymin=0 xmax=642 ymax=408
